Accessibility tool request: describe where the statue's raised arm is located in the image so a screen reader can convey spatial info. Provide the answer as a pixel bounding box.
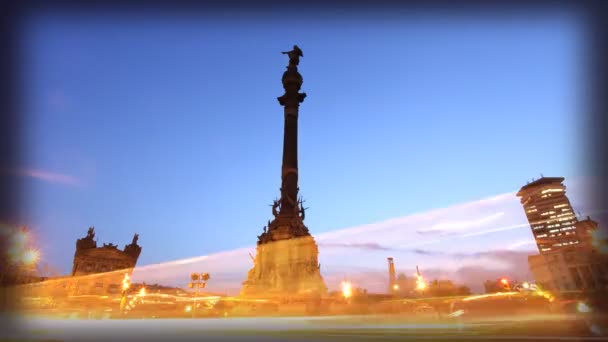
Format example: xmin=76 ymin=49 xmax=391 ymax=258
xmin=282 ymin=45 xmax=303 ymax=67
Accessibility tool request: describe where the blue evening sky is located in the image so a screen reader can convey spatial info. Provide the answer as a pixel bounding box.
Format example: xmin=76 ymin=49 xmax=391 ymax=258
xmin=20 ymin=10 xmax=587 ymax=274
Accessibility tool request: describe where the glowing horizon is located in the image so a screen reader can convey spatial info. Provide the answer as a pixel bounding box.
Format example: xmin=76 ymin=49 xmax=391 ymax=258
xmin=39 ymin=177 xmax=595 ymax=295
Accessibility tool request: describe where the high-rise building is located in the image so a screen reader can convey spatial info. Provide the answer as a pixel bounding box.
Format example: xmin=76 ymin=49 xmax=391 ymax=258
xmin=517 ymin=177 xmax=580 ymax=254
xmin=522 ymin=177 xmax=608 ymax=292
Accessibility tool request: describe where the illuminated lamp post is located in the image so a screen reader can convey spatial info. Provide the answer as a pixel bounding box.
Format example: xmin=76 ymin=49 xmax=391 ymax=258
xmin=120 ymin=273 xmax=131 ymax=314
xmin=138 ymin=285 xmax=146 ymax=304
xmin=188 ymin=273 xmax=210 ymax=317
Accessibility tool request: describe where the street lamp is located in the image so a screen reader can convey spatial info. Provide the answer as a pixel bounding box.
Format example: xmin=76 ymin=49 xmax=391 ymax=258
xmin=120 ymin=273 xmax=131 ymax=314
xmin=188 ymin=273 xmax=210 ymax=317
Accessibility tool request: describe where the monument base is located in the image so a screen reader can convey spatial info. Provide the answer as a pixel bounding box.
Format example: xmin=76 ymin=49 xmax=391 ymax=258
xmin=241 ymin=232 xmax=326 ymax=299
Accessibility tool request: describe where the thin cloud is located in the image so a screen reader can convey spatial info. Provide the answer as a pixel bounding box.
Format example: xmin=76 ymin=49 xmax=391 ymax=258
xmin=317 ymin=242 xmax=393 ymax=251
xmin=410 ymin=248 xmax=529 ymax=260
xmin=10 ymin=167 xmax=82 ymax=187
xmin=318 ymin=192 xmax=516 ymax=242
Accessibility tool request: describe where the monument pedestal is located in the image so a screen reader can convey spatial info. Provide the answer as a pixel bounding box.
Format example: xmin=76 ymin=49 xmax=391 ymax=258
xmin=241 ymin=219 xmax=326 ymax=298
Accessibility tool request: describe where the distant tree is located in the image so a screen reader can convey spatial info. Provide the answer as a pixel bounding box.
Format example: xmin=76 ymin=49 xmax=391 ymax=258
xmin=456 ymin=285 xmax=471 ymax=296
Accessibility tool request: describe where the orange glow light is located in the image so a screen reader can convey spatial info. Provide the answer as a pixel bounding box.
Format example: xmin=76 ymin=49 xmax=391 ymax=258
xmin=122 ymin=273 xmax=131 ymax=291
xmin=341 ymin=281 xmax=352 ymax=299
xmin=414 ymin=273 xmax=426 ymax=291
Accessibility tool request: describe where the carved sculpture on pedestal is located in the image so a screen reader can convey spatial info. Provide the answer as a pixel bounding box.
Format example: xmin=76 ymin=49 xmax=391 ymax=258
xmin=241 ymin=46 xmax=326 ymax=298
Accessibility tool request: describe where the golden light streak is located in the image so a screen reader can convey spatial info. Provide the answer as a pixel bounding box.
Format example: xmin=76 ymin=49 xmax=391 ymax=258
xmin=448 ymin=309 xmax=464 ymax=317
xmin=462 ymin=291 xmax=519 ymax=301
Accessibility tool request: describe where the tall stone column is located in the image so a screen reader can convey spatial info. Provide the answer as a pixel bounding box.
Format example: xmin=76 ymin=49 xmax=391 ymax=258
xmin=241 ymin=46 xmax=326 ymax=298
xmin=277 ymin=63 xmax=306 ymax=217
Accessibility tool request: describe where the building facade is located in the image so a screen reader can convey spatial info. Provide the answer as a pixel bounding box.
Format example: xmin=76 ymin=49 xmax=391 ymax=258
xmin=71 ymin=227 xmax=141 ymax=276
xmin=528 ymin=246 xmax=607 ymax=292
xmin=517 ymin=177 xmax=579 ymax=254
xmin=575 ymin=217 xmax=599 ymax=249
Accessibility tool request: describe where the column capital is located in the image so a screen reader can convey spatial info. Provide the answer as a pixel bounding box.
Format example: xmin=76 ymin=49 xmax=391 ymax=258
xmin=278 ymin=92 xmax=306 ymax=108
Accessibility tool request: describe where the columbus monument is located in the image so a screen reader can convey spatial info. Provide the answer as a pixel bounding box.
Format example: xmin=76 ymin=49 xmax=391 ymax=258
xmin=241 ymin=46 xmax=326 ymax=298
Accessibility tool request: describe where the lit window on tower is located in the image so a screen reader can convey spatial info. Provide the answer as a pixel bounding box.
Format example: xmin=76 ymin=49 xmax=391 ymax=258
xmin=542 ymin=188 xmax=564 ymax=194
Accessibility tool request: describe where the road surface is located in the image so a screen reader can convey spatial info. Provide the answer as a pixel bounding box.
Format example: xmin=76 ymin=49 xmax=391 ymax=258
xmin=3 ymin=314 xmax=607 ymax=341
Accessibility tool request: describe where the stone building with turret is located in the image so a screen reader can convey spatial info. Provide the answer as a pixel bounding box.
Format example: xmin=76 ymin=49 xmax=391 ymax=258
xmin=72 ymin=227 xmax=141 ymax=276
xmin=13 ymin=228 xmax=143 ymax=302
